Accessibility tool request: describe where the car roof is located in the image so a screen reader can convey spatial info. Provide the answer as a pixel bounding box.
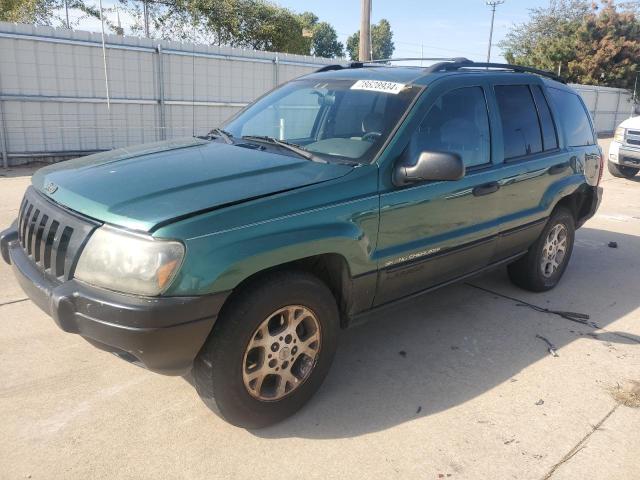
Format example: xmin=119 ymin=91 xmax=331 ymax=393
xmin=301 ymin=61 xmax=569 ymax=90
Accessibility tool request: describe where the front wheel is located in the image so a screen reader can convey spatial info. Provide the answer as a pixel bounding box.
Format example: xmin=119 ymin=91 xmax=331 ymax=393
xmin=608 ymin=160 xmax=639 ymax=178
xmin=508 ymin=207 xmax=575 ymax=292
xmin=193 ymin=271 xmax=339 ymax=428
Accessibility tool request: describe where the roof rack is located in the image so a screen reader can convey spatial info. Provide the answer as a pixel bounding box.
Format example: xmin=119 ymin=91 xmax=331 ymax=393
xmin=426 ymin=61 xmax=566 ymax=83
xmin=314 ymin=58 xmax=566 ymax=84
xmin=367 ymin=57 xmax=471 ymax=64
xmin=315 ymin=62 xmax=364 ymax=72
xmin=314 ymin=57 xmax=468 ymax=73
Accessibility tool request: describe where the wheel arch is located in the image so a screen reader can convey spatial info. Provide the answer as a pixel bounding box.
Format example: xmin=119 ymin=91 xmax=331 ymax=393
xmin=552 ymin=183 xmax=597 ymax=228
xmin=218 ymin=252 xmax=368 ymax=329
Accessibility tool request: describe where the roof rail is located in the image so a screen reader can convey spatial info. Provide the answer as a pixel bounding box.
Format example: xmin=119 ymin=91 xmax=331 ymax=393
xmin=426 ymin=61 xmax=566 ymax=83
xmin=314 ymin=57 xmax=469 ymax=73
xmin=315 ymin=62 xmax=364 ymax=72
xmin=314 ymin=59 xmax=565 ymax=84
xmin=368 ymin=57 xmax=471 ymax=64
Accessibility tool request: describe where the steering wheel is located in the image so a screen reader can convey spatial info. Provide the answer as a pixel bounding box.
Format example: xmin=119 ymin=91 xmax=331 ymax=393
xmin=362 ymin=131 xmax=382 ymax=142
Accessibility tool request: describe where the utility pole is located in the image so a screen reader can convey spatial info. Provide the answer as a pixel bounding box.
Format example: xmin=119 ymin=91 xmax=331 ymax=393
xmin=143 ymin=0 xmax=150 ymax=38
xmin=116 ymin=5 xmax=122 ymax=34
xmin=486 ymin=0 xmax=504 ymax=63
xmin=64 ymin=0 xmax=70 ymax=28
xmin=359 ymin=0 xmax=371 ymax=61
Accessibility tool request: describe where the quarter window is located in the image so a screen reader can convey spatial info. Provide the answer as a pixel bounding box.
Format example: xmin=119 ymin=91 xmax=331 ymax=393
xmin=547 ymin=87 xmax=595 ymax=147
xmin=415 ymin=86 xmax=491 ymax=168
xmin=495 ymin=85 xmax=543 ymax=160
xmin=531 ymin=86 xmax=558 ymax=151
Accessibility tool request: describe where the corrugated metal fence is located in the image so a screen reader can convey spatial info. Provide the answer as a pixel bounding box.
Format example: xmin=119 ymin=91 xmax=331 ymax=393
xmin=0 ymin=22 xmax=334 ymax=167
xmin=0 ymin=22 xmax=636 ymax=167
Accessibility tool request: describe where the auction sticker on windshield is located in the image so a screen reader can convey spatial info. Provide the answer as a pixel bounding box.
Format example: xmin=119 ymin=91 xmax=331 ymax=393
xmin=351 ymin=80 xmax=406 ymax=94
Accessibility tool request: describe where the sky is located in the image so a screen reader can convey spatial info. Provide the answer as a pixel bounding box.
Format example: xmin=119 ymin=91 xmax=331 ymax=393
xmin=61 ymin=0 xmax=554 ymax=63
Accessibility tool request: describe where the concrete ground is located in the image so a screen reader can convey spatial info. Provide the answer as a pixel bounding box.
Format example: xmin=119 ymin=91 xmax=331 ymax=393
xmin=0 ymin=138 xmax=638 ymax=480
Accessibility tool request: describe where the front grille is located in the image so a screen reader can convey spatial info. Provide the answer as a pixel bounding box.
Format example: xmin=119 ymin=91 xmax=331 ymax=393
xmin=17 ymin=186 xmax=100 ymax=281
xmin=627 ymin=138 xmax=640 ymax=146
xmin=627 ymin=130 xmax=640 ymax=146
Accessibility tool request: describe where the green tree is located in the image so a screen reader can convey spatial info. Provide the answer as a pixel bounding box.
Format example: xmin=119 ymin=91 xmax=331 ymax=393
xmin=0 ymin=0 xmax=125 ymax=33
xmin=0 ymin=0 xmax=57 ymax=23
xmin=346 ymin=19 xmax=395 ymax=61
xmin=501 ymin=0 xmax=640 ymax=89
xmin=311 ymin=22 xmax=343 ymax=58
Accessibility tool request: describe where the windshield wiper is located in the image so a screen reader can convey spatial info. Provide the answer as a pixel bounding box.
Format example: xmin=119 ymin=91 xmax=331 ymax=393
xmin=203 ymin=128 xmax=234 ymax=144
xmin=241 ymin=135 xmax=324 ymax=162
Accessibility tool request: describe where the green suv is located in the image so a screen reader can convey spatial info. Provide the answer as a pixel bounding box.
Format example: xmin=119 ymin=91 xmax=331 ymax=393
xmin=1 ymin=60 xmax=602 ymax=428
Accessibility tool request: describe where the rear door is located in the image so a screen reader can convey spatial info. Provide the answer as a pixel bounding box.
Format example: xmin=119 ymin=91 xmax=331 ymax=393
xmin=488 ymin=80 xmax=573 ymax=261
xmin=546 ymin=86 xmax=601 ymax=185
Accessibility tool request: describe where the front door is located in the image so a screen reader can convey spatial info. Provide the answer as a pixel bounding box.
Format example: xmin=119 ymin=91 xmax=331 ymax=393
xmin=375 ymin=80 xmax=503 ymax=306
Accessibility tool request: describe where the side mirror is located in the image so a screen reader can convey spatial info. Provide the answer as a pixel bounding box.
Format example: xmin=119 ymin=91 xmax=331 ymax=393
xmin=393 ymin=151 xmax=465 ymax=186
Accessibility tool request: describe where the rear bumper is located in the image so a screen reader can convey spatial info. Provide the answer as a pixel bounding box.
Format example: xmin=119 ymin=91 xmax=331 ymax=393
xmin=1 ymin=224 xmax=229 ymax=375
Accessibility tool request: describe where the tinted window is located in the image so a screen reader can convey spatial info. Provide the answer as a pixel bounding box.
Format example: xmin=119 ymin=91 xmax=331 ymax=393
xmin=415 ymin=86 xmax=491 ymax=168
xmin=333 ymin=90 xmax=379 ymax=137
xmin=531 ymin=86 xmax=558 ymax=150
xmin=224 ymin=79 xmax=420 ymax=163
xmin=547 ymin=88 xmax=595 ymax=147
xmin=495 ymin=85 xmax=543 ymax=159
xmin=241 ymin=88 xmax=320 ymax=140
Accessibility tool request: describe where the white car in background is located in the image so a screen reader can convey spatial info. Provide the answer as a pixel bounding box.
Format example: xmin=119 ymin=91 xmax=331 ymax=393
xmin=609 ymin=116 xmax=640 ymax=178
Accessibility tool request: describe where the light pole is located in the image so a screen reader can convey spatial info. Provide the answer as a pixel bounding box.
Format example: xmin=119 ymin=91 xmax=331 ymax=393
xmin=486 ymin=0 xmax=504 ymax=63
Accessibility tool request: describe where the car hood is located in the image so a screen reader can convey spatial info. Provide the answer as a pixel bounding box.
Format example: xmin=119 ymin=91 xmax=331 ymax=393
xmin=619 ymin=116 xmax=640 ymax=129
xmin=32 ymin=137 xmax=354 ymax=232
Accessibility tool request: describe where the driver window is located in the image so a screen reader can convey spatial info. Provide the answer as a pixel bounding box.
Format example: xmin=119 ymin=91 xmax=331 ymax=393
xmin=415 ymin=86 xmax=491 ymax=168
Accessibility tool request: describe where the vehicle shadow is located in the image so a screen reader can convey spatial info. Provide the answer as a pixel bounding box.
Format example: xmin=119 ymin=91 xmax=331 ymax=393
xmin=247 ymin=226 xmax=640 ymax=439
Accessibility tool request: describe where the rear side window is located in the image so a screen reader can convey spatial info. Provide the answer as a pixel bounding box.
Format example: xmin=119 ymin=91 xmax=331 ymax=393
xmin=415 ymin=86 xmax=491 ymax=168
xmin=547 ymin=88 xmax=595 ymax=147
xmin=531 ymin=86 xmax=558 ymax=151
xmin=495 ymin=85 xmax=542 ymax=159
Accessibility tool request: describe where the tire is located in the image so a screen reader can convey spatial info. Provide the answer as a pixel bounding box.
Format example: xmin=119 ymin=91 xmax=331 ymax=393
xmin=193 ymin=270 xmax=339 ymax=428
xmin=608 ymin=160 xmax=639 ymax=179
xmin=507 ymin=207 xmax=575 ymax=292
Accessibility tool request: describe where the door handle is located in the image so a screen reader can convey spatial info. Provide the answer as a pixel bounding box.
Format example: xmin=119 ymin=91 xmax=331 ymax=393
xmin=472 ymin=181 xmax=500 ymax=196
xmin=548 ymin=163 xmax=569 ymax=175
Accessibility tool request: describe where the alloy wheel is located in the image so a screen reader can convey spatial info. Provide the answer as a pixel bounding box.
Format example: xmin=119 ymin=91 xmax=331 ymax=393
xmin=242 ymin=305 xmax=321 ymax=401
xmin=541 ymin=223 xmax=568 ymax=278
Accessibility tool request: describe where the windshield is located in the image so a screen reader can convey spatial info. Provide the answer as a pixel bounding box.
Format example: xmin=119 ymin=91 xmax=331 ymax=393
xmin=223 ymin=78 xmax=421 ymax=163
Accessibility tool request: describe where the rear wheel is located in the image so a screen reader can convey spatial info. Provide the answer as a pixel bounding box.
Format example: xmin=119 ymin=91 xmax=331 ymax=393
xmin=193 ymin=271 xmax=339 ymax=428
xmin=608 ymin=160 xmax=639 ymax=178
xmin=508 ymin=207 xmax=575 ymax=292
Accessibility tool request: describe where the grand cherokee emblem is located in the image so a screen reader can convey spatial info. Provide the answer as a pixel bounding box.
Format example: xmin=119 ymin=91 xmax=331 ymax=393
xmin=45 ymin=182 xmax=58 ymax=194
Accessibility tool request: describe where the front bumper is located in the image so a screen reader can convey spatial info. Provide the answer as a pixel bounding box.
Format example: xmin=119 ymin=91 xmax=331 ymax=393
xmin=1 ymin=224 xmax=229 ymax=375
xmin=609 ymin=141 xmax=640 ymax=167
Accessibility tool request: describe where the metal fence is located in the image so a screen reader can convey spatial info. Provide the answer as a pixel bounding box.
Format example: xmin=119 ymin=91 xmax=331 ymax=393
xmin=0 ymin=22 xmax=636 ymax=167
xmin=0 ymin=22 xmax=335 ymax=167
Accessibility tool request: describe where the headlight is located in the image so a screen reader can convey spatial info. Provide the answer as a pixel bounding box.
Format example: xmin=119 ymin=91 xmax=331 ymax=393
xmin=75 ymin=226 xmax=184 ymax=296
xmin=614 ymin=127 xmax=625 ymax=143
